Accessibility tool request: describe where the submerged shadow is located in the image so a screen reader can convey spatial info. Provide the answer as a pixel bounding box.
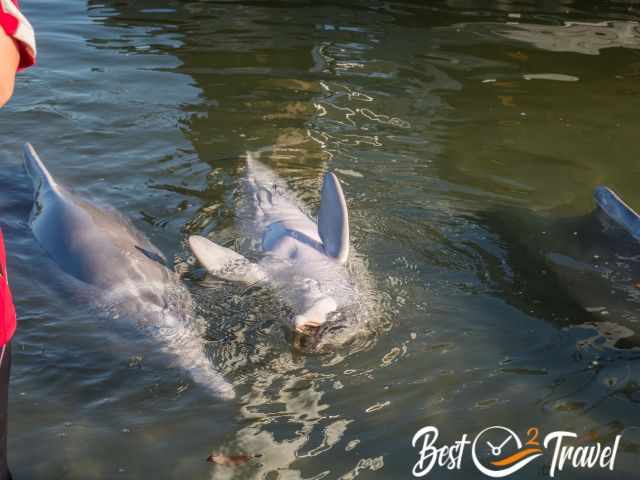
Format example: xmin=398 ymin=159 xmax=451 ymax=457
xmin=474 ymin=203 xmax=640 ymax=350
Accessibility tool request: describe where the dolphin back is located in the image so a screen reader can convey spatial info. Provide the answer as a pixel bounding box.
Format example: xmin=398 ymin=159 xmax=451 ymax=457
xmin=593 ymin=186 xmax=640 ymax=241
xmin=22 ymin=144 xmax=164 ymax=288
xmin=22 ymin=145 xmax=235 ymax=398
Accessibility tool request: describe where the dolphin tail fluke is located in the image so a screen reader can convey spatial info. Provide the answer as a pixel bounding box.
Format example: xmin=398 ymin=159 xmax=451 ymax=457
xmin=160 ymin=319 xmax=236 ymax=400
xmin=593 ymin=186 xmax=640 ymax=241
xmin=318 ymin=172 xmax=349 ymax=263
xmin=23 ymin=143 xmax=59 ymax=194
xmin=188 ymin=235 xmax=267 ymax=284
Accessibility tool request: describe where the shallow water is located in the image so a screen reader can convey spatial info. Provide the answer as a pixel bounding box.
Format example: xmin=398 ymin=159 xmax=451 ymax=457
xmin=3 ymin=0 xmax=640 ymax=478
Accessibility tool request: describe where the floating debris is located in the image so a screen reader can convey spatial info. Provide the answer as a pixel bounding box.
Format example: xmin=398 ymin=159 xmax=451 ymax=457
xmin=523 ymin=73 xmax=579 ymax=82
xmin=365 ymin=401 xmax=390 ymax=413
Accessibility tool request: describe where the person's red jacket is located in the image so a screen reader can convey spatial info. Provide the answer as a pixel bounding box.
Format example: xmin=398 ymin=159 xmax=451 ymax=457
xmin=0 ymin=232 xmax=16 ymax=347
xmin=0 ymin=0 xmax=36 ymax=70
xmin=0 ymin=1 xmax=35 ymax=346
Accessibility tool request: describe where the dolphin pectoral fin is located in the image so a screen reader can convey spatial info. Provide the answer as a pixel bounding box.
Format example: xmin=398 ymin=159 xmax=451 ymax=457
xmin=188 ymin=235 xmax=266 ymax=284
xmin=318 ymin=172 xmax=349 ymax=263
xmin=593 ymin=186 xmax=640 ymax=241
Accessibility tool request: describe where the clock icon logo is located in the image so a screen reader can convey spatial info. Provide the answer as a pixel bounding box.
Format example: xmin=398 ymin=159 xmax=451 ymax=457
xmin=472 ymin=426 xmax=544 ymax=478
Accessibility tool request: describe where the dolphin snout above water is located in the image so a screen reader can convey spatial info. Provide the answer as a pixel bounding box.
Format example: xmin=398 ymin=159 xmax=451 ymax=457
xmin=23 ymin=143 xmax=234 ymax=399
xmin=189 ymin=153 xmax=365 ymax=343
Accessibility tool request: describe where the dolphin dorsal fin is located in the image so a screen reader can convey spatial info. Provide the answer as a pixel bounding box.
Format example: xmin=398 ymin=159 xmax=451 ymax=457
xmin=318 ymin=172 xmax=349 ymax=263
xmin=593 ymin=186 xmax=640 ymax=241
xmin=23 ymin=143 xmax=60 ymax=194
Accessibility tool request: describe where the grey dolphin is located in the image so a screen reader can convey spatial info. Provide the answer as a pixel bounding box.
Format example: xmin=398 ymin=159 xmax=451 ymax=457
xmin=188 ymin=153 xmax=368 ymax=347
xmin=23 ymin=143 xmax=234 ymax=399
xmin=478 ymin=186 xmax=640 ymax=349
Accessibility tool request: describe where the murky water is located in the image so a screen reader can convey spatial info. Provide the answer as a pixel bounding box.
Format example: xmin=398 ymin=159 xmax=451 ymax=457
xmin=3 ymin=1 xmax=640 ymax=478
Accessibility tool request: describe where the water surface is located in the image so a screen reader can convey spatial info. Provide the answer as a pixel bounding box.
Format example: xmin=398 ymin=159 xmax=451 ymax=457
xmin=3 ymin=1 xmax=640 ymax=478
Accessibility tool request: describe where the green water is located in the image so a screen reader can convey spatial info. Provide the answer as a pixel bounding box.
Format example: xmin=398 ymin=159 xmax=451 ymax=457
xmin=2 ymin=1 xmax=640 ymax=478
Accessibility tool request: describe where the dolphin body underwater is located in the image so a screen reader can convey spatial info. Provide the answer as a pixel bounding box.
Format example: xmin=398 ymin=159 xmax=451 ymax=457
xmin=480 ymin=186 xmax=640 ymax=349
xmin=23 ymin=143 xmax=235 ymax=399
xmin=189 ymin=154 xmax=366 ymax=345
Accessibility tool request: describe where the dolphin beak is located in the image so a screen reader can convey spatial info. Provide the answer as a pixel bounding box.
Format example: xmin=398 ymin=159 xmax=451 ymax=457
xmin=293 ymin=297 xmax=338 ymax=333
xmin=294 ymin=316 xmax=323 ymax=334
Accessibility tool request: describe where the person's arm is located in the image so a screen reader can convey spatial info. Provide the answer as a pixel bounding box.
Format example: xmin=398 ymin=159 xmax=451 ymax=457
xmin=0 ymin=0 xmax=36 ymax=107
xmin=0 ymin=29 xmax=19 ymax=107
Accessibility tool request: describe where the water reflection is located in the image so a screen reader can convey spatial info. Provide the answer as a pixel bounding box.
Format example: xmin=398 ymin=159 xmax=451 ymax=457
xmin=213 ymin=370 xmax=351 ymax=479
xmin=7 ymin=0 xmax=640 ymax=477
xmin=498 ymin=20 xmax=640 ymax=55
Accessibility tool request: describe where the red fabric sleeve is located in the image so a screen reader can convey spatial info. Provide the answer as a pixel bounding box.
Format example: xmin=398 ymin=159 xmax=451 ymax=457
xmin=14 ymin=35 xmax=32 ymax=70
xmin=0 ymin=0 xmax=36 ymax=71
xmin=0 ymin=8 xmax=18 ymax=35
xmin=0 ymin=231 xmax=16 ymax=346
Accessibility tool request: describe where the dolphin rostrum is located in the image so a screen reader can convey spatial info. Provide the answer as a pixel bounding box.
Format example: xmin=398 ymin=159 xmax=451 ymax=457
xmin=189 ymin=153 xmax=364 ymax=338
xmin=23 ymin=143 xmax=234 ymax=399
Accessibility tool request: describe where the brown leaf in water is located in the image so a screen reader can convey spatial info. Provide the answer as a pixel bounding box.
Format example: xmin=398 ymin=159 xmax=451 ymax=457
xmin=499 ymin=95 xmax=515 ymax=107
xmin=508 ymin=51 xmax=529 ymax=61
xmin=207 ymin=453 xmax=259 ymax=466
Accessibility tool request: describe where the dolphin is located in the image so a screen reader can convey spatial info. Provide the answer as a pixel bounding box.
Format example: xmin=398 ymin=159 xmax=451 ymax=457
xmin=189 ymin=153 xmax=366 ymax=345
xmin=23 ymin=143 xmax=234 ymax=399
xmin=477 ymin=186 xmax=640 ymax=349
